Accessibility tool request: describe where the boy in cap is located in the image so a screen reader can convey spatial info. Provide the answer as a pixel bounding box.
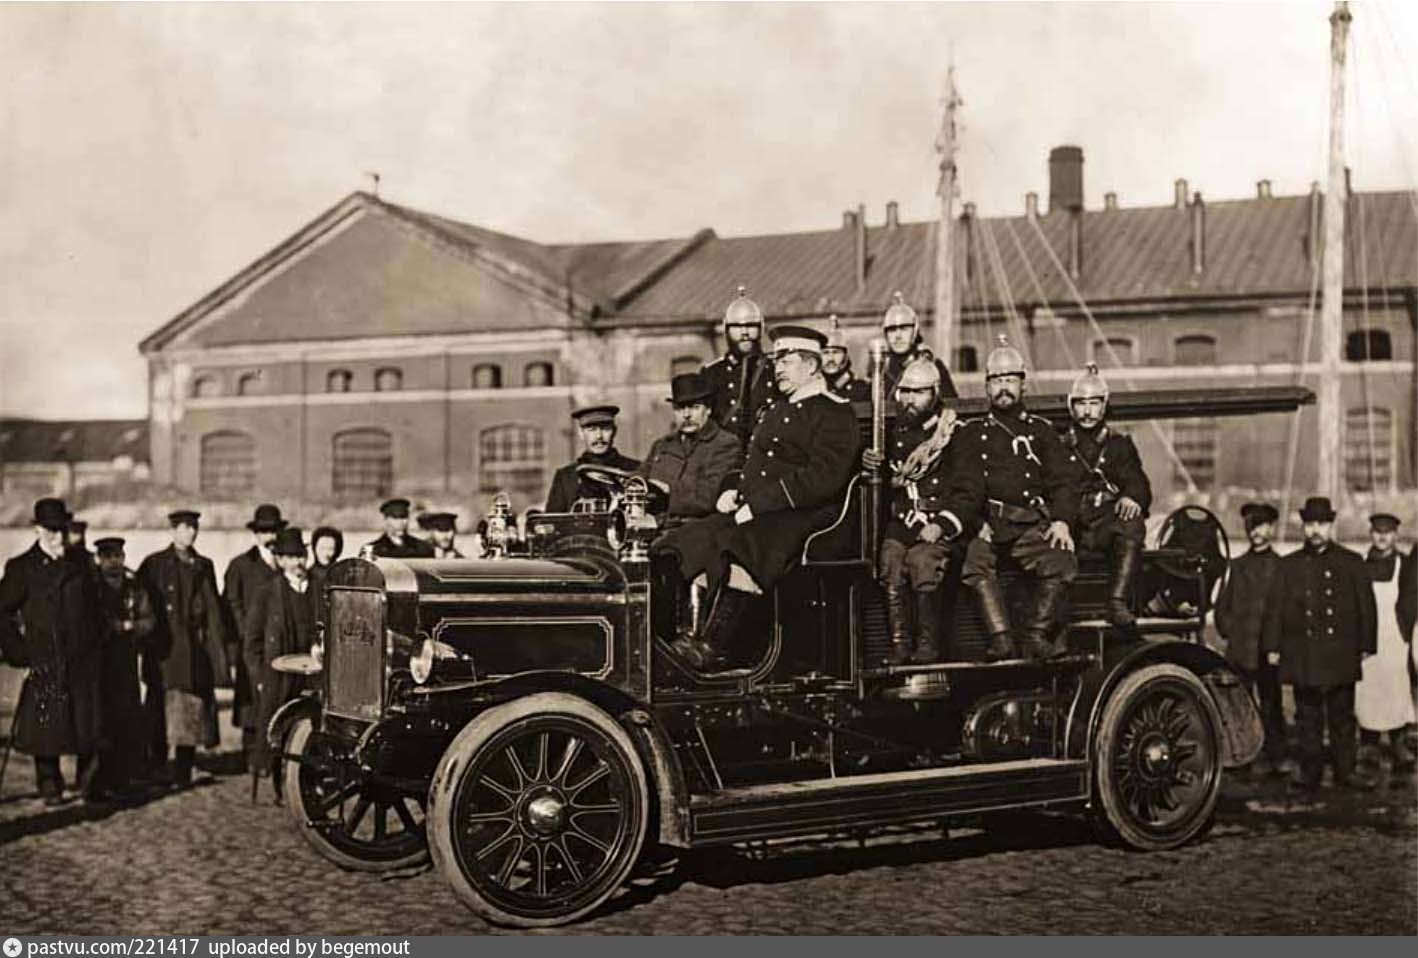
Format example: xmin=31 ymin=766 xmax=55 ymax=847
xmin=365 ymin=498 xmax=435 ymax=558
xmin=0 ymin=498 xmax=106 ymax=804
xmin=1356 ymin=513 xmax=1416 ymax=775
xmin=419 ymin=512 xmax=465 ymax=559
xmin=93 ymin=536 xmax=155 ymax=799
xmin=223 ymin=503 xmax=286 ymax=772
xmin=638 ymin=372 xmax=743 ymax=524
xmin=1214 ymin=501 xmax=1292 ymax=776
xmin=545 ymin=405 xmax=640 ymax=513
xmin=1262 ymin=497 xmax=1378 ymax=791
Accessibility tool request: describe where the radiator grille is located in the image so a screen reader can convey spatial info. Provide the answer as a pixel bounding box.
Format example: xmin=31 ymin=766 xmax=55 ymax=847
xmin=326 ymin=588 xmax=384 ymax=722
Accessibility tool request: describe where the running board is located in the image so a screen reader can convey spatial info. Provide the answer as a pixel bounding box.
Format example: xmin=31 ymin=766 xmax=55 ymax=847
xmin=688 ymin=757 xmax=1089 ymax=846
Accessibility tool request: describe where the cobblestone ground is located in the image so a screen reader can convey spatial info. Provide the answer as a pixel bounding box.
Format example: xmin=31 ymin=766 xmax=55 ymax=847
xmin=1 ymin=678 xmax=1414 ymax=935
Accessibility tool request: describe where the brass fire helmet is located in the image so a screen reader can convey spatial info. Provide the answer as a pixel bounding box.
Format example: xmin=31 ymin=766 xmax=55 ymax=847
xmin=881 ymin=291 xmax=918 ymax=331
xmin=1069 ymin=361 xmax=1111 ymax=406
xmin=896 ymin=355 xmax=941 ymax=392
xmin=824 ymin=315 xmax=848 ymax=351
xmin=723 ymin=285 xmax=764 ymax=329
xmin=984 ymin=334 xmax=1027 ymax=378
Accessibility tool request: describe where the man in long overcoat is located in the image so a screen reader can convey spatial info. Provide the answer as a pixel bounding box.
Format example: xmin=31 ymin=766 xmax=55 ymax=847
xmin=247 ymin=527 xmax=317 ymax=789
xmin=638 ymin=372 xmax=743 ymax=525
xmin=93 ymin=536 xmax=156 ymax=798
xmin=1262 ymin=497 xmax=1377 ymax=791
xmin=137 ymin=510 xmax=229 ymax=788
xmin=223 ymin=503 xmax=285 ymax=771
xmin=0 ymin=498 xmax=106 ymax=804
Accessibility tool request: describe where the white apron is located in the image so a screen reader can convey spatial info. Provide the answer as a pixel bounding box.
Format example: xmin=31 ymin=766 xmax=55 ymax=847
xmin=1356 ymin=558 xmax=1415 ymax=731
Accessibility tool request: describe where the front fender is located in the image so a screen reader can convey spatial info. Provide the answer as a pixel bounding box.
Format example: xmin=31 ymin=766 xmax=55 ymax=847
xmin=265 ymin=693 xmax=322 ymax=750
xmin=1068 ymin=638 xmax=1263 ymax=768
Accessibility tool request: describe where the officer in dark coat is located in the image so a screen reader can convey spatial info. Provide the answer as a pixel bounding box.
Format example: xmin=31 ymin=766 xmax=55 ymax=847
xmin=0 ymin=498 xmax=106 ymax=804
xmin=364 ymin=499 xmax=435 ymax=558
xmin=943 ymin=336 xmax=1081 ymax=661
xmin=222 ymin=503 xmax=285 ymax=770
xmin=1213 ymin=502 xmax=1290 ymax=774
xmin=93 ymin=537 xmax=156 ymax=798
xmin=659 ymin=325 xmax=861 ymax=671
xmin=419 ymin=512 xmax=465 ymax=558
xmin=638 ymin=372 xmax=744 ymax=523
xmin=544 ymin=405 xmax=641 ymax=512
xmin=247 ymin=527 xmax=317 ymax=782
xmin=700 ymin=286 xmax=775 ymax=444
xmin=1063 ymin=363 xmax=1152 ymax=626
xmin=1261 ymin=497 xmax=1378 ymax=791
xmin=862 ymin=356 xmax=963 ymax=665
xmin=822 ymin=315 xmax=870 ymax=403
xmin=880 ymin=292 xmax=957 ymax=400
xmin=137 ymin=510 xmax=229 ymax=788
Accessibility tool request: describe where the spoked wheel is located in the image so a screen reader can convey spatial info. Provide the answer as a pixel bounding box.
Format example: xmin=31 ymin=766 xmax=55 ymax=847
xmin=1094 ymin=664 xmax=1222 ymax=851
xmin=428 ymin=693 xmax=648 ymax=928
xmin=283 ymin=716 xmax=429 ymax=871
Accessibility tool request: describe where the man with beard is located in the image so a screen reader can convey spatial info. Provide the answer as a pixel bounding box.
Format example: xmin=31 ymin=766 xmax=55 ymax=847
xmin=862 ymin=356 xmax=964 ymax=664
xmin=942 ymin=335 xmax=1081 ymax=661
xmin=1355 ymin=513 xmax=1416 ymax=776
xmin=92 ymin=537 xmax=155 ymax=800
xmin=638 ymin=372 xmax=743 ymax=524
xmin=419 ymin=512 xmax=465 ymax=558
xmin=223 ymin=503 xmax=285 ymax=772
xmin=1262 ymin=497 xmax=1378 ymax=791
xmin=659 ymin=325 xmax=860 ymax=672
xmin=1063 ymin=363 xmax=1151 ymax=627
xmin=880 ymin=292 xmax=957 ymax=400
xmin=1214 ymin=502 xmax=1293 ymax=777
xmin=822 ymin=315 xmax=869 ymax=403
xmin=700 ymin=286 xmax=775 ymax=444
xmin=545 ymin=405 xmax=641 ymax=512
xmin=0 ymin=498 xmax=106 ymax=805
xmin=364 ymin=498 xmax=435 ymax=558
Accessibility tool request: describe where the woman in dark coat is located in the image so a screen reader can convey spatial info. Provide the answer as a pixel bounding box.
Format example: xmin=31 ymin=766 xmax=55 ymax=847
xmin=307 ymin=526 xmax=343 ymax=630
xmin=250 ymin=528 xmax=319 ymax=780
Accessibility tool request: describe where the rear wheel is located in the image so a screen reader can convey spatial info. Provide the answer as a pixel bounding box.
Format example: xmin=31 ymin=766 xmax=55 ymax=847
xmin=428 ymin=693 xmax=649 ymax=928
xmin=283 ymin=716 xmax=429 ymax=871
xmin=1094 ymin=664 xmax=1222 ymax=850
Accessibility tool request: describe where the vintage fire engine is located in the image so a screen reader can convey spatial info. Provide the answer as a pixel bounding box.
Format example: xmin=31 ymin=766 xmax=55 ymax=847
xmin=267 ymin=375 xmax=1312 ymax=927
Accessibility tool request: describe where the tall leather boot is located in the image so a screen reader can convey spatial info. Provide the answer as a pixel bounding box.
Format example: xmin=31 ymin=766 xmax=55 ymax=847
xmin=173 ymin=746 xmax=195 ymax=790
xmin=912 ymin=589 xmax=945 ymax=664
xmin=674 ymin=587 xmax=755 ymax=672
xmin=973 ymin=578 xmax=1016 ymax=662
xmin=884 ymin=585 xmax=914 ymax=665
xmin=1107 ymin=536 xmax=1143 ymax=627
xmin=1020 ymin=577 xmax=1071 ymax=660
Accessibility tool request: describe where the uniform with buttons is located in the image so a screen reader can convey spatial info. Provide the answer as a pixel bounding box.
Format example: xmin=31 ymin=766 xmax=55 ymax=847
xmin=701 ymin=351 xmax=775 ymax=443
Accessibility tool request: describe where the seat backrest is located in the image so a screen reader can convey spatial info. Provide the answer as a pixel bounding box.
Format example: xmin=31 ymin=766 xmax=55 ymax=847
xmin=801 ymin=473 xmax=872 ymax=566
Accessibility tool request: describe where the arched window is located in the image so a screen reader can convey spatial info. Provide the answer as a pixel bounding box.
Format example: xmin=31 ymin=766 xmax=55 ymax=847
xmin=326 ymin=369 xmax=353 ymax=393
xmin=472 ymin=364 xmax=503 ymax=390
xmin=332 ymin=428 xmax=393 ymax=498
xmin=1173 ymin=334 xmax=1216 ymax=366
xmin=954 ymin=346 xmax=979 ymax=373
xmin=670 ymin=355 xmax=704 ymax=378
xmin=1345 ymin=329 xmax=1392 ymax=362
xmin=374 ymin=367 xmax=402 ymax=392
xmin=523 ymin=362 xmax=554 ymax=387
xmin=1345 ymin=407 xmax=1393 ymax=491
xmin=191 ymin=374 xmax=220 ymax=399
xmin=236 ymin=371 xmax=263 ymax=396
xmin=1172 ymin=418 xmax=1218 ymax=490
xmin=199 ymin=431 xmax=256 ymax=494
xmin=479 ymin=424 xmax=546 ymax=499
xmin=1091 ymin=337 xmax=1137 ymax=366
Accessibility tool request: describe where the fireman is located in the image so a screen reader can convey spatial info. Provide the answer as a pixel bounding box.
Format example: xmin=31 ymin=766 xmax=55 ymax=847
xmin=700 ymin=286 xmax=775 ymax=443
xmin=1064 ymin=362 xmax=1151 ymax=627
xmin=880 ymin=292 xmax=957 ymax=399
xmin=822 ymin=315 xmax=870 ymax=402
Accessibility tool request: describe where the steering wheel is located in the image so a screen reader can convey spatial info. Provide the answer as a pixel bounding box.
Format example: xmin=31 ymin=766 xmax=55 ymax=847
xmin=575 ymin=463 xmax=670 ymax=513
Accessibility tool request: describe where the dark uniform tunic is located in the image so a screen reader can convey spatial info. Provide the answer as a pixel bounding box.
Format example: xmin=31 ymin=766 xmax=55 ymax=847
xmin=882 ymin=343 xmax=957 ymax=400
xmin=364 ymin=533 xmax=435 ymax=559
xmin=879 ymin=411 xmax=962 ymax=591
xmin=545 ymin=448 xmax=642 ymax=513
xmin=655 ymin=382 xmax=860 ymax=593
xmin=1214 ymin=545 xmax=1286 ymax=762
xmin=223 ymin=547 xmax=279 ymax=735
xmin=701 ymin=350 xmax=775 ymax=442
xmin=1063 ymin=424 xmax=1151 ymax=551
xmin=0 ymin=544 xmax=105 ymax=760
xmin=638 ymin=419 xmax=744 ymax=520
xmin=248 ymin=574 xmax=317 ymax=770
xmin=1262 ymin=541 xmax=1377 ymax=784
xmin=96 ymin=567 xmax=156 ymax=786
xmin=826 ymin=367 xmax=871 ymax=404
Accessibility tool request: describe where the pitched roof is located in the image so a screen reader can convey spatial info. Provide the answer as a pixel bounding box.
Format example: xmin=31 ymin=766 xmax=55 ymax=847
xmin=0 ymin=419 xmax=149 ymax=464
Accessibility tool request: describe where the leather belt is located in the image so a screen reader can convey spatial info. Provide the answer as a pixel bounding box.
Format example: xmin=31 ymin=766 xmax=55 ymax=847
xmin=987 ymin=498 xmax=1043 ymax=524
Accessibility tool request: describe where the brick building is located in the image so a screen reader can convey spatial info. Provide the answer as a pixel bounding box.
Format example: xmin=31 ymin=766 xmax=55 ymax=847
xmin=0 ymin=419 xmax=150 ymax=499
xmin=139 ymin=148 xmax=1416 ymax=510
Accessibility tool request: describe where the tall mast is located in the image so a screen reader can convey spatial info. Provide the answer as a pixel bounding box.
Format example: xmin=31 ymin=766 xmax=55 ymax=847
xmin=1316 ymin=1 xmax=1351 ymax=502
xmin=933 ymin=68 xmax=961 ymax=365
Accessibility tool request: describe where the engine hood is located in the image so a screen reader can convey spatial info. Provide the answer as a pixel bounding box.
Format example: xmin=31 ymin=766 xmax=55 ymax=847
xmin=328 ymin=554 xmax=625 ymax=599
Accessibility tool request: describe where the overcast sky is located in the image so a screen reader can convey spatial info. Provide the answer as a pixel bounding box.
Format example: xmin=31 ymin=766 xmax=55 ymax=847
xmin=2 ymin=1 xmax=1415 ymax=420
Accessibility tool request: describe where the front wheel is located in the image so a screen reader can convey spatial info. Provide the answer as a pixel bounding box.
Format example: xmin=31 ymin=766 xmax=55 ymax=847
xmin=427 ymin=693 xmax=649 ymax=928
xmin=1093 ymin=663 xmax=1222 ymax=851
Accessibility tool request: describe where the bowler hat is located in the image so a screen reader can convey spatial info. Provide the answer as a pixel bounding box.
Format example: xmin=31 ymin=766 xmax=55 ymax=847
xmin=1240 ymin=501 xmax=1279 ymax=527
xmin=167 ymin=509 xmax=201 ymax=527
xmin=94 ymin=537 xmax=125 ymax=556
xmin=271 ymin=527 xmax=306 ymax=557
xmin=32 ymin=498 xmax=69 ymax=531
xmin=418 ymin=512 xmax=458 ymax=532
xmin=246 ymin=503 xmax=287 ymax=532
xmin=380 ymin=498 xmax=412 ymax=518
xmin=1298 ymin=497 xmax=1337 ymax=522
xmin=572 ymin=404 xmax=619 ymax=427
xmin=1369 ymin=512 xmax=1401 ymax=531
xmin=667 ymin=373 xmax=714 ymax=405
xmin=768 ymin=324 xmax=827 ymax=357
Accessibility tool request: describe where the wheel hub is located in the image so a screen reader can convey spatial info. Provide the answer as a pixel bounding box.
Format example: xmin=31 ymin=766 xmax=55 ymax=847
xmin=1138 ymin=734 xmax=1173 ymax=778
xmin=524 ymin=792 xmax=567 ymax=836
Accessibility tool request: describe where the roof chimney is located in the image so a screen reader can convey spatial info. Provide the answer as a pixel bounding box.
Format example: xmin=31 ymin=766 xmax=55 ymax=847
xmin=1067 ymin=209 xmax=1083 ymax=280
xmin=963 ymin=201 xmax=977 ymax=218
xmin=1048 ymin=145 xmax=1084 ymax=214
xmin=885 ymin=200 xmax=900 ymax=230
xmin=1256 ymin=179 xmax=1272 ymax=199
xmin=1306 ymin=181 xmax=1322 ymax=266
xmin=854 ymin=202 xmax=867 ymax=291
xmin=842 ymin=209 xmax=858 ymax=230
xmin=1025 ymin=192 xmax=1039 ymax=220
xmin=1103 ymin=192 xmax=1118 ymax=211
xmin=1189 ymin=191 xmax=1206 ymax=275
xmin=363 ymin=171 xmax=381 ymax=197
xmin=1174 ymin=179 xmax=1188 ymax=210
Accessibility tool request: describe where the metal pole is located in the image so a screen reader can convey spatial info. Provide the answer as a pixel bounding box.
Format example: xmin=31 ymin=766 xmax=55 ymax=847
xmin=933 ymin=68 xmax=961 ymax=367
xmin=1317 ymin=2 xmax=1351 ymax=502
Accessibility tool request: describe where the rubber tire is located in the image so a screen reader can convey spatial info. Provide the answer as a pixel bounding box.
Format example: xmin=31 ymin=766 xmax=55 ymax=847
xmin=1093 ymin=663 xmax=1223 ymax=851
xmin=427 ymin=692 xmax=649 ymax=928
xmin=282 ymin=716 xmax=430 ymax=872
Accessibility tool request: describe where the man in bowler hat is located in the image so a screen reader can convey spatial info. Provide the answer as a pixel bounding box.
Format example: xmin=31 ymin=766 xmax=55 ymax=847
xmin=223 ymin=503 xmax=285 ymax=771
xmin=545 ymin=405 xmax=640 ymax=513
xmin=638 ymin=372 xmax=743 ymax=523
